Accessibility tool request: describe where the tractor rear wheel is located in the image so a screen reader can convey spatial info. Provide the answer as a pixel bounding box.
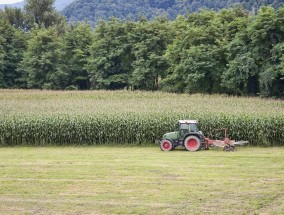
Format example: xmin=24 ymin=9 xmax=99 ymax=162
xmin=184 ymin=136 xmax=201 ymax=152
xmin=160 ymin=139 xmax=173 ymax=151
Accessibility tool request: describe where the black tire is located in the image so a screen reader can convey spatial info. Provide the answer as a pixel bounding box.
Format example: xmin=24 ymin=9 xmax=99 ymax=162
xmin=184 ymin=135 xmax=201 ymax=152
xmin=160 ymin=139 xmax=173 ymax=151
xmin=224 ymin=145 xmax=235 ymax=152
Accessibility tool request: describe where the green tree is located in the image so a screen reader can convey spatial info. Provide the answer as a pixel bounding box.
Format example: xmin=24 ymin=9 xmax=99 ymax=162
xmin=0 ymin=35 xmax=4 ymax=87
xmin=222 ymin=51 xmax=259 ymax=95
xmin=223 ymin=6 xmax=284 ymax=97
xmin=162 ymin=8 xmax=249 ymax=94
xmin=24 ymin=0 xmax=64 ymax=28
xmin=162 ymin=11 xmax=222 ymax=93
xmin=259 ymin=42 xmax=284 ymax=97
xmin=60 ymin=22 xmax=92 ymax=90
xmin=222 ymin=28 xmax=259 ymax=95
xmin=0 ymin=18 xmax=27 ymax=88
xmin=130 ymin=18 xmax=172 ymax=90
xmin=253 ymin=7 xmax=284 ymax=97
xmin=87 ymin=19 xmax=134 ymax=89
xmin=21 ymin=27 xmax=62 ymax=89
xmin=1 ymin=7 xmax=28 ymax=30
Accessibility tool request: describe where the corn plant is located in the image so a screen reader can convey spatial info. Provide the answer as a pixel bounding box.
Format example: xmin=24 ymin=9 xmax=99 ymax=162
xmin=0 ymin=90 xmax=283 ymax=146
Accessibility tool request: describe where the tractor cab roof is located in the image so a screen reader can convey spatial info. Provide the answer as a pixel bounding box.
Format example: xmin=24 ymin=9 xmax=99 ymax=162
xmin=178 ymin=120 xmax=198 ymax=124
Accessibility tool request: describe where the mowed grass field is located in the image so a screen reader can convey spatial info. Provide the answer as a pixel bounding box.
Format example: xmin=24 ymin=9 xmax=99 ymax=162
xmin=0 ymin=147 xmax=284 ymax=215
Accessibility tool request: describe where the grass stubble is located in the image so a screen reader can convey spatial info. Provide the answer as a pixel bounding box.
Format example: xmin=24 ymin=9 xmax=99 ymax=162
xmin=0 ymin=146 xmax=283 ymax=215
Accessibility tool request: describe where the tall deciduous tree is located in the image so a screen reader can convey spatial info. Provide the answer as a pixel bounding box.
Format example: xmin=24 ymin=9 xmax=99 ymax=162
xmin=60 ymin=22 xmax=92 ymax=90
xmin=253 ymin=7 xmax=284 ymax=97
xmin=0 ymin=18 xmax=27 ymax=88
xmin=222 ymin=28 xmax=259 ymax=95
xmin=0 ymin=35 xmax=4 ymax=87
xmin=162 ymin=7 xmax=249 ymax=94
xmin=24 ymin=0 xmax=64 ymax=28
xmin=2 ymin=7 xmax=28 ymax=30
xmin=162 ymin=10 xmax=235 ymax=93
xmin=87 ymin=19 xmax=134 ymax=90
xmin=129 ymin=18 xmax=172 ymax=90
xmin=87 ymin=17 xmax=171 ymax=91
xmin=259 ymin=42 xmax=284 ymax=97
xmin=223 ymin=6 xmax=284 ymax=97
xmin=21 ymin=27 xmax=62 ymax=89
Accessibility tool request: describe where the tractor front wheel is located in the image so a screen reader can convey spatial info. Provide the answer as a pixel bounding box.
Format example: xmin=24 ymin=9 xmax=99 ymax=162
xmin=160 ymin=139 xmax=173 ymax=151
xmin=184 ymin=136 xmax=201 ymax=152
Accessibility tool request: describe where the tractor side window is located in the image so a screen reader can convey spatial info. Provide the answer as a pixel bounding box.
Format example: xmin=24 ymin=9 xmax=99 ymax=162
xmin=180 ymin=123 xmax=188 ymax=130
xmin=189 ymin=124 xmax=197 ymax=132
xmin=179 ymin=123 xmax=189 ymax=138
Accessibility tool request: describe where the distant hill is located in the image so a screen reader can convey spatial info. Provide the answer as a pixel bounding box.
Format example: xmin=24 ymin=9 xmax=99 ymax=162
xmin=54 ymin=0 xmax=75 ymax=11
xmin=63 ymin=0 xmax=284 ymax=24
xmin=0 ymin=0 xmax=75 ymax=11
xmin=0 ymin=1 xmax=24 ymax=9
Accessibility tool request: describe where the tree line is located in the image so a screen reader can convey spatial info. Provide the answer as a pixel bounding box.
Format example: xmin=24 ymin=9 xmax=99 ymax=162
xmin=0 ymin=0 xmax=284 ymax=97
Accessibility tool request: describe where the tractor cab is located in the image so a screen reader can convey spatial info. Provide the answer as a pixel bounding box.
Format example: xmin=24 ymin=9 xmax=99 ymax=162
xmin=178 ymin=120 xmax=200 ymax=140
xmin=160 ymin=120 xmax=205 ymax=151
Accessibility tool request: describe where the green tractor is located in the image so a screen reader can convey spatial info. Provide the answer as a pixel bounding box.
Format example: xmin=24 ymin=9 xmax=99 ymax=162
xmin=160 ymin=120 xmax=205 ymax=151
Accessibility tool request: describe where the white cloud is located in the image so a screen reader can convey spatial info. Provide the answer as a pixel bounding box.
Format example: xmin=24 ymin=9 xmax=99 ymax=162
xmin=0 ymin=0 xmax=23 ymax=4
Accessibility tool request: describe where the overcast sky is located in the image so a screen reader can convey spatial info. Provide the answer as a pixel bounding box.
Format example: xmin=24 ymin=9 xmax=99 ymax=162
xmin=0 ymin=0 xmax=23 ymax=4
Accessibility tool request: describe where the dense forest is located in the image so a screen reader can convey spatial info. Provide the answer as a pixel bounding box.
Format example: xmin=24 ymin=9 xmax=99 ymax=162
xmin=0 ymin=0 xmax=284 ymax=97
xmin=63 ymin=0 xmax=284 ymax=24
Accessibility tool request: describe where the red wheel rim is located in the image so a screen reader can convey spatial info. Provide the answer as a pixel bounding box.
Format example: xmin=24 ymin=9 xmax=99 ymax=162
xmin=186 ymin=139 xmax=198 ymax=150
xmin=162 ymin=141 xmax=171 ymax=151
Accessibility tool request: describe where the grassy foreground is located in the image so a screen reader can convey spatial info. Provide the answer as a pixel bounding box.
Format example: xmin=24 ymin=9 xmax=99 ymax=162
xmin=0 ymin=147 xmax=283 ymax=215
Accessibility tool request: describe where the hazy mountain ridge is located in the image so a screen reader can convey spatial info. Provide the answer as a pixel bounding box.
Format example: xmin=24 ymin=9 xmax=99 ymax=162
xmin=0 ymin=1 xmax=24 ymax=9
xmin=62 ymin=0 xmax=284 ymax=24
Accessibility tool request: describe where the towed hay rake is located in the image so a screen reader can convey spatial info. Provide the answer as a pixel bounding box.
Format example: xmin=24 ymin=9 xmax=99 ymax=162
xmin=204 ymin=128 xmax=248 ymax=152
xmin=159 ymin=120 xmax=248 ymax=152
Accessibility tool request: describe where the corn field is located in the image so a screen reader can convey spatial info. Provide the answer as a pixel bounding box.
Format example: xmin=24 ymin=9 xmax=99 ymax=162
xmin=0 ymin=90 xmax=283 ymax=146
